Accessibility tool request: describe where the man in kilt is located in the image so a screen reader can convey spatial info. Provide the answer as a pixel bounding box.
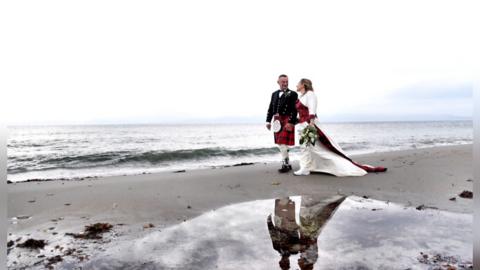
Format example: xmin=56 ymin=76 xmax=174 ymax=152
xmin=266 ymin=74 xmax=298 ymax=173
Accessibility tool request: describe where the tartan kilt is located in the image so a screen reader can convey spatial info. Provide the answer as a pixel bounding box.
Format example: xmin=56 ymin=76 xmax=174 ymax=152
xmin=273 ymin=115 xmax=295 ymax=146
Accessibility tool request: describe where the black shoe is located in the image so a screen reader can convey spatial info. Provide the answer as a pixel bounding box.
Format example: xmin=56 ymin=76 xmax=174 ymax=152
xmin=278 ymin=164 xmax=292 ymax=173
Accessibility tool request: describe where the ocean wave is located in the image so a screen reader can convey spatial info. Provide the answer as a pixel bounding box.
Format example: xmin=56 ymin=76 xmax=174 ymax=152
xmin=38 ymin=151 xmax=129 ymax=165
xmin=117 ymin=147 xmax=279 ymax=164
xmin=7 ymin=147 xmax=280 ymax=174
xmin=7 ymin=122 xmax=473 ymax=181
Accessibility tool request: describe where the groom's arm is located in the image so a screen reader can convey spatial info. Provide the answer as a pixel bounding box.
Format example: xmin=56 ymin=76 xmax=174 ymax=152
xmin=288 ymin=92 xmax=298 ymax=125
xmin=266 ymin=92 xmax=275 ymax=123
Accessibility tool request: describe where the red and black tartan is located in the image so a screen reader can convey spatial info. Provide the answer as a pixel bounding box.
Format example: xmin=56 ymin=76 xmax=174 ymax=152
xmin=296 ymin=100 xmax=387 ymax=173
xmin=274 ymin=115 xmax=295 ymax=146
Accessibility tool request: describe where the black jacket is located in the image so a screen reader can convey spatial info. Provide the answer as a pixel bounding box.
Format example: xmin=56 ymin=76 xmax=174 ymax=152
xmin=266 ymin=89 xmax=298 ymax=125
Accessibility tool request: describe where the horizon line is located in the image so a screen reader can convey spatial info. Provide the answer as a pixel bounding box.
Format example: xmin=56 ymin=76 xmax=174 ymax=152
xmin=5 ymin=118 xmax=473 ymax=127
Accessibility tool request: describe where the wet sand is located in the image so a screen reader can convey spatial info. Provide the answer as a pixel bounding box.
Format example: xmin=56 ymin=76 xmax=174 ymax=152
xmin=81 ymin=195 xmax=472 ymax=269
xmin=6 ymin=144 xmax=473 ymax=268
xmin=8 ymin=144 xmax=473 ymax=228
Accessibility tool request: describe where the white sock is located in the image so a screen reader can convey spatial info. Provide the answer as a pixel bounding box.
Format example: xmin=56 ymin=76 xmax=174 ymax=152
xmin=278 ymin=144 xmax=289 ymax=163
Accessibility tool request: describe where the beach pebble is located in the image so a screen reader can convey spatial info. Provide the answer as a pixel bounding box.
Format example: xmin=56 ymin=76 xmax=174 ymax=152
xmin=143 ymin=223 xmax=155 ymax=229
xmin=416 ymin=205 xmax=426 ymax=210
xmin=416 ymin=205 xmax=438 ymax=211
xmin=459 ymin=190 xmax=473 ymax=199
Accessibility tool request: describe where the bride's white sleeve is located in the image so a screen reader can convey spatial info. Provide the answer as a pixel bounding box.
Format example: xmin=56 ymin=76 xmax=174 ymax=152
xmin=306 ymin=92 xmax=317 ymax=120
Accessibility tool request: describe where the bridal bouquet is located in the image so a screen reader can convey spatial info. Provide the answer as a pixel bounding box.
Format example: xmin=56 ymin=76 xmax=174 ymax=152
xmin=299 ymin=125 xmax=318 ymax=146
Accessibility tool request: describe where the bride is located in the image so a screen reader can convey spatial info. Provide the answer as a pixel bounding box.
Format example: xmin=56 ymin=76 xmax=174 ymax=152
xmin=293 ymin=78 xmax=387 ymax=176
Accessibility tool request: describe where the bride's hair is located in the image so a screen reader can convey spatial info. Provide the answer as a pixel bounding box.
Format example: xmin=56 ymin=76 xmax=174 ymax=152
xmin=300 ymin=78 xmax=314 ymax=91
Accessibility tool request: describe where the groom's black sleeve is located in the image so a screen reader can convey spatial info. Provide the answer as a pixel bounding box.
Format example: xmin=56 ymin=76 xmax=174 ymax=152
xmin=266 ymin=92 xmax=275 ymax=123
xmin=288 ymin=92 xmax=298 ymax=124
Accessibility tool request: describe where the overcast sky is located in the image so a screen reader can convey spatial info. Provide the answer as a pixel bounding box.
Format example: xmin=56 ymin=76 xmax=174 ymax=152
xmin=1 ymin=0 xmax=477 ymax=125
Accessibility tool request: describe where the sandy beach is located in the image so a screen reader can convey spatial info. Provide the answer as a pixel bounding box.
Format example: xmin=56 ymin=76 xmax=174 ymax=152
xmin=6 ymin=144 xmax=474 ymax=269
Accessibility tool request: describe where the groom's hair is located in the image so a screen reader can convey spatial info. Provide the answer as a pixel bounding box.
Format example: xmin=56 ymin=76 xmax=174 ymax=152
xmin=278 ymin=74 xmax=288 ymax=79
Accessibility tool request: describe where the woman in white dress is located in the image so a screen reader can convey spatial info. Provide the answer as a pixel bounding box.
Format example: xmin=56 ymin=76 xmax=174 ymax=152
xmin=293 ymin=78 xmax=387 ymax=176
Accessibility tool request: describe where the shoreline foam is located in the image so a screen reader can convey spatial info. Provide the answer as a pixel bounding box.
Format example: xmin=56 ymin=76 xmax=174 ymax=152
xmin=7 ymin=143 xmax=473 ymax=184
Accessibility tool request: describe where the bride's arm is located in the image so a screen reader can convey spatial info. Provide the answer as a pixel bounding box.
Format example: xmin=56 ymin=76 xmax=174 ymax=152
xmin=306 ymin=92 xmax=317 ymax=124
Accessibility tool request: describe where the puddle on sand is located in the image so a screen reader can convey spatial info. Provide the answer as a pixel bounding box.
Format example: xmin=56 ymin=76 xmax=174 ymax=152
xmin=59 ymin=196 xmax=474 ymax=269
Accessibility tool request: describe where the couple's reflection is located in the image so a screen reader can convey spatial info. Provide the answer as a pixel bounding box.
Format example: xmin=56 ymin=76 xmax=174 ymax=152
xmin=267 ymin=196 xmax=346 ymax=270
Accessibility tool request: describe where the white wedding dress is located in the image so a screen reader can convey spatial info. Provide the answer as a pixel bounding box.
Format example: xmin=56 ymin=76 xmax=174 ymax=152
xmin=295 ymin=91 xmax=368 ymax=177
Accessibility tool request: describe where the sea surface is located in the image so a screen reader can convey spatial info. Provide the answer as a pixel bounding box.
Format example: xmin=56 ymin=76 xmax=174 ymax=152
xmin=7 ymin=121 xmax=472 ymax=182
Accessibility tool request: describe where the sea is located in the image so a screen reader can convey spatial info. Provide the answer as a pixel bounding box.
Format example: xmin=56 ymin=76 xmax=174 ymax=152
xmin=6 ymin=121 xmax=472 ymax=183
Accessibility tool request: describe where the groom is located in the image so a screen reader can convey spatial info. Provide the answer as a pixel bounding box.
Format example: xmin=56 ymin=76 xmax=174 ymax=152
xmin=266 ymin=74 xmax=298 ymax=173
